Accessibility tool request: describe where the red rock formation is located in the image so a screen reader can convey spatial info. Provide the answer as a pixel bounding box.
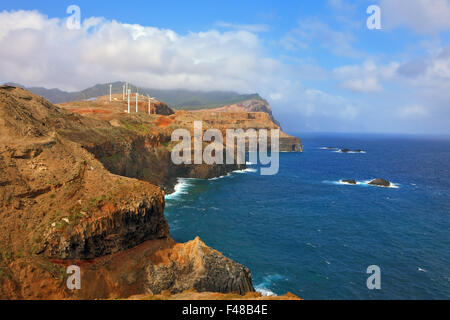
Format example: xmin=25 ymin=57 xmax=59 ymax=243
xmin=0 ymin=86 xmax=255 ymax=299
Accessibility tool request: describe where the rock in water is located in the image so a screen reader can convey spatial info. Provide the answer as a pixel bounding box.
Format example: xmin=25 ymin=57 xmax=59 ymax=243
xmin=340 ymin=148 xmax=350 ymax=153
xmin=341 ymin=179 xmax=357 ymax=185
xmin=368 ymin=178 xmax=391 ymax=187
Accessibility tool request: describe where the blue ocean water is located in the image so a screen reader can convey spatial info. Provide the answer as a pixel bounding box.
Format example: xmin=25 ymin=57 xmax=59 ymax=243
xmin=164 ymin=133 xmax=450 ymax=299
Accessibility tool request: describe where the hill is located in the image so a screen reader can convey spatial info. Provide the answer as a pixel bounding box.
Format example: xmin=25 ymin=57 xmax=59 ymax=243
xmin=5 ymin=82 xmax=265 ymax=110
xmin=0 ymin=85 xmax=301 ymax=299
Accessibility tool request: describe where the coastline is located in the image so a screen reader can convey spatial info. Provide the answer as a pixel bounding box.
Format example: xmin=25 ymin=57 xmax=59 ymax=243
xmin=0 ymin=85 xmax=302 ymax=300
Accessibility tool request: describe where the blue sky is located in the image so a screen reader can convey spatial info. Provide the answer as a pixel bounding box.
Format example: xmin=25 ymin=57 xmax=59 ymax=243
xmin=1 ymin=0 xmax=450 ymax=134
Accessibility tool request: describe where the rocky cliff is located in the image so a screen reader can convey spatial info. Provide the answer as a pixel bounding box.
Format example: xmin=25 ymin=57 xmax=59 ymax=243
xmin=0 ymin=86 xmax=257 ymax=299
xmin=145 ymin=237 xmax=254 ymax=295
xmin=195 ymin=99 xmax=303 ymax=152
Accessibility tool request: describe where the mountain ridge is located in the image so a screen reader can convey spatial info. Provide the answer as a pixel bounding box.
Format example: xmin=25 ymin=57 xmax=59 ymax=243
xmin=5 ymin=82 xmax=266 ymax=110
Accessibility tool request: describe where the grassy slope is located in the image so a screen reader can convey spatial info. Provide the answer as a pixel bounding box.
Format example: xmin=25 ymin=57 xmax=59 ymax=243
xmin=5 ymin=82 xmax=264 ymax=110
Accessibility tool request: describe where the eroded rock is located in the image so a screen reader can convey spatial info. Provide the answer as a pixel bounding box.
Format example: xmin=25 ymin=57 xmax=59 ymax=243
xmin=368 ymin=178 xmax=391 ymax=187
xmin=145 ymin=237 xmax=255 ymax=295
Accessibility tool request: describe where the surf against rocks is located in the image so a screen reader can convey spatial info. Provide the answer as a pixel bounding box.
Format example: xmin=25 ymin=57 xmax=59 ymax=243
xmin=171 ymin=121 xmax=280 ymax=175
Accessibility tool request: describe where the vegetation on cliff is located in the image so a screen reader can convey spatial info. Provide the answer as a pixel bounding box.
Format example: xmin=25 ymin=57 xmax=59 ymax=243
xmin=0 ymin=85 xmax=300 ymax=300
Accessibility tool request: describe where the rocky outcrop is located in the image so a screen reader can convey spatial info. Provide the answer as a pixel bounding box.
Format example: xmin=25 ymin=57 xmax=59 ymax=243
xmin=368 ymin=178 xmax=391 ymax=187
xmin=194 ymin=99 xmax=303 ymax=152
xmin=0 ymin=86 xmax=171 ymax=262
xmin=153 ymin=101 xmax=175 ymax=116
xmin=145 ymin=237 xmax=254 ymax=295
xmin=339 ymin=148 xmax=364 ymax=153
xmin=41 ymin=191 xmax=168 ymax=259
xmin=0 ymin=86 xmax=258 ymax=299
xmin=341 ymin=179 xmax=357 ymax=185
xmin=280 ymin=133 xmax=303 ymax=152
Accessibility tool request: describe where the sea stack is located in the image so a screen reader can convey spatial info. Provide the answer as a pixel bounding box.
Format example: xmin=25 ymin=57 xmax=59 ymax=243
xmin=368 ymin=178 xmax=391 ymax=187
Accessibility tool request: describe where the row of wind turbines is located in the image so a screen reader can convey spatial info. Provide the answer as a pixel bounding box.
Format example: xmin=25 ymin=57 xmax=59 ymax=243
xmin=109 ymin=83 xmax=157 ymax=115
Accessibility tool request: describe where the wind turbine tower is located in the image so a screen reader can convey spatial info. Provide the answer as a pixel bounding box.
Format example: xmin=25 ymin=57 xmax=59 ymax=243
xmin=127 ymin=89 xmax=131 ymax=113
xmin=148 ymin=96 xmax=156 ymax=115
xmin=136 ymin=92 xmax=139 ymax=113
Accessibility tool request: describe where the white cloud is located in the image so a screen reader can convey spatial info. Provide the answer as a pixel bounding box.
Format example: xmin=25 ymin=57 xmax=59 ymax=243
xmin=215 ymin=21 xmax=269 ymax=33
xmin=397 ymin=105 xmax=429 ymax=118
xmin=0 ymin=10 xmax=275 ymax=92
xmin=0 ymin=10 xmax=365 ymax=130
xmin=380 ymin=0 xmax=450 ymax=33
xmin=280 ymin=19 xmax=360 ymax=57
xmin=333 ymin=61 xmax=399 ymax=93
xmin=341 ymin=77 xmax=381 ymax=93
xmin=301 ymin=88 xmax=360 ymax=119
xmin=397 ymin=46 xmax=450 ymax=107
xmin=1 ymin=9 xmax=448 ymax=134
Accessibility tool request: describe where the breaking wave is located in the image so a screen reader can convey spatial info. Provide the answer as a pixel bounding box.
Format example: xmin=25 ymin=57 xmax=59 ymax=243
xmin=255 ymin=274 xmax=285 ymax=297
xmin=165 ymin=178 xmax=194 ymax=200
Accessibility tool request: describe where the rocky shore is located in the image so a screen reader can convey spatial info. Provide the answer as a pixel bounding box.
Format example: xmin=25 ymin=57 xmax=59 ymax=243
xmin=0 ymin=85 xmax=300 ymax=299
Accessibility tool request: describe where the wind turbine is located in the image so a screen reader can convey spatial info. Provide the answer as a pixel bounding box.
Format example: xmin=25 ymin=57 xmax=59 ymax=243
xmin=127 ymin=89 xmax=131 ymax=113
xmin=148 ymin=96 xmax=156 ymax=115
xmin=136 ymin=92 xmax=139 ymax=113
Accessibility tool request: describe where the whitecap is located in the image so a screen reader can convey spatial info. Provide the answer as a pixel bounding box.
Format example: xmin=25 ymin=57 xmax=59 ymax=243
xmin=337 ymin=180 xmax=361 ymax=186
xmin=255 ymin=274 xmax=285 ymax=297
xmin=165 ymin=178 xmax=193 ymax=200
xmin=208 ymin=173 xmax=232 ymax=180
xmin=255 ymin=287 xmax=276 ymax=297
xmin=334 ymin=149 xmax=366 ymax=154
xmin=233 ymin=168 xmax=257 ymax=174
xmin=418 ymin=267 xmax=427 ymax=273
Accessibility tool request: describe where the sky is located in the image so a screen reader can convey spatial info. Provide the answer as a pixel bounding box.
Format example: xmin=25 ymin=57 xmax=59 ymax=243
xmin=1 ymin=0 xmax=449 ymax=134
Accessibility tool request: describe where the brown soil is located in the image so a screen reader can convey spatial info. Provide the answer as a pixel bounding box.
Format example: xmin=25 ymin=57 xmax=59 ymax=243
xmin=0 ymin=86 xmax=301 ymax=300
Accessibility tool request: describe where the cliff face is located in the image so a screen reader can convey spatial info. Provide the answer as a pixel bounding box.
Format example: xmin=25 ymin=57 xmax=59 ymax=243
xmin=0 ymin=86 xmax=304 ymax=300
xmin=57 ymin=94 xmax=246 ymax=192
xmin=0 ymin=86 xmax=256 ymax=299
xmin=194 ymin=100 xmax=303 ymax=152
xmin=146 ymin=237 xmax=254 ymax=295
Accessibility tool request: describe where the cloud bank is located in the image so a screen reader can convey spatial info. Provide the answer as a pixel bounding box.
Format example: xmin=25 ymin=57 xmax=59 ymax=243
xmin=0 ymin=8 xmax=449 ymax=134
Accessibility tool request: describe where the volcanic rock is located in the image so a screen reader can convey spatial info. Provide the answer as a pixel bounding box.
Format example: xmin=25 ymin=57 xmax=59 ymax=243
xmin=145 ymin=237 xmax=254 ymax=295
xmin=368 ymin=178 xmax=391 ymax=187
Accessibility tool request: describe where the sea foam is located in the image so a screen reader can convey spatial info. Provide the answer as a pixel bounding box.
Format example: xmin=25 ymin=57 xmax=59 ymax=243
xmin=324 ymin=179 xmax=400 ymax=189
xmin=165 ymin=178 xmax=194 ymax=200
xmin=255 ymin=274 xmax=285 ymax=297
xmin=233 ymin=168 xmax=257 ymax=174
xmin=334 ymin=149 xmax=367 ymax=154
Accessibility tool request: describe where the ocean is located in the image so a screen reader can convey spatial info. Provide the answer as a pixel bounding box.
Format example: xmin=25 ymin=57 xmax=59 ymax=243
xmin=164 ymin=133 xmax=450 ymax=299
